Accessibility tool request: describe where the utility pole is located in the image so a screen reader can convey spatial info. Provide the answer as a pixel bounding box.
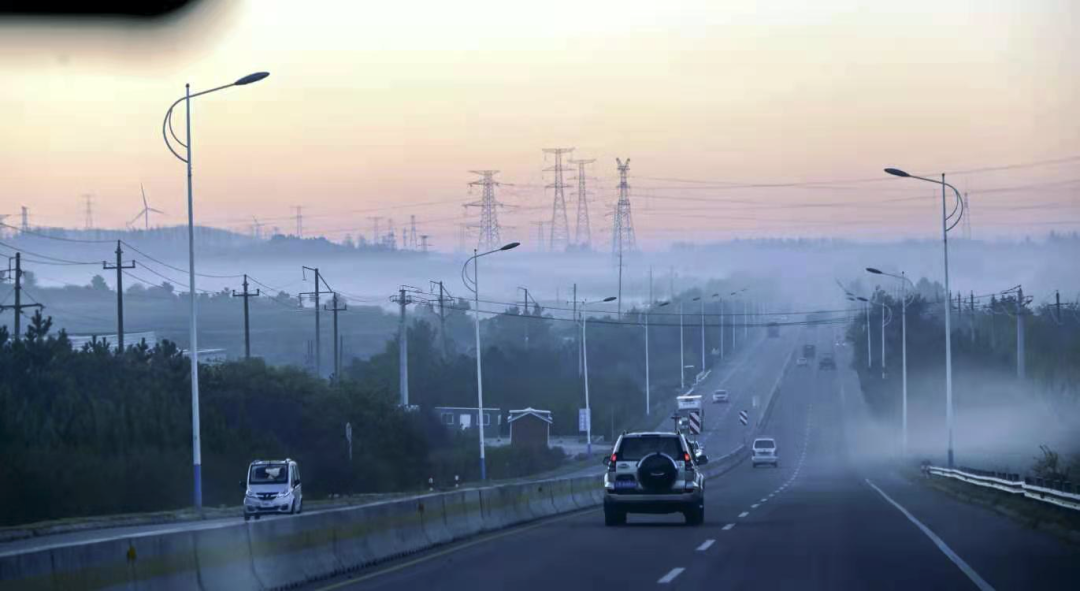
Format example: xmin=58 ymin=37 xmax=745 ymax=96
xmin=391 ymin=287 xmax=415 ymax=406
xmin=432 ymin=280 xmax=448 ymax=358
xmin=20 ymin=207 xmax=29 ymax=233
xmin=519 ymin=286 xmax=530 ymax=350
xmin=325 ymin=293 xmax=347 ymax=379
xmin=970 ymin=291 xmax=975 ymax=343
xmin=573 ymin=283 xmax=581 ymax=376
xmin=231 ymin=274 xmax=260 ymax=359
xmin=102 ymin=241 xmax=136 ymax=351
xmin=1017 ymin=285 xmax=1025 ymax=380
xmin=300 ymin=266 xmax=324 ymax=375
xmin=420 ymin=235 xmax=430 ymax=253
xmin=544 ymin=147 xmax=574 ymax=251
xmin=294 ymin=206 xmax=303 ymax=239
xmin=1056 ymin=290 xmax=1062 ymax=324
xmin=679 ymin=302 xmax=685 ymax=390
xmin=1 ymin=253 xmax=44 ymax=340
xmin=83 ymin=194 xmax=94 ymax=230
xmin=719 ymin=297 xmax=725 ymax=360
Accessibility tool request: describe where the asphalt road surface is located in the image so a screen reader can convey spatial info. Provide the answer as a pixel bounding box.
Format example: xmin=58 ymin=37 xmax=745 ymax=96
xmin=306 ymin=325 xmax=1080 ymax=591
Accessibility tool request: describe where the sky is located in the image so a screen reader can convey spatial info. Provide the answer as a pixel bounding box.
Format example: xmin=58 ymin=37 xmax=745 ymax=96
xmin=1 ymin=0 xmax=1078 ymax=249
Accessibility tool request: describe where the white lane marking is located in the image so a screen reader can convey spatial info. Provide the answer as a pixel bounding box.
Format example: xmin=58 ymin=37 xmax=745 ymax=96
xmin=738 ymin=511 xmax=749 ymax=518
xmin=658 ymin=567 xmax=686 ymax=584
xmin=722 ymin=523 xmax=735 ymax=531
xmin=696 ymin=539 xmax=715 ymax=551
xmin=760 ymin=498 xmax=768 ymax=503
xmin=751 ymin=503 xmax=760 ymax=509
xmin=865 ymin=479 xmax=996 ymax=591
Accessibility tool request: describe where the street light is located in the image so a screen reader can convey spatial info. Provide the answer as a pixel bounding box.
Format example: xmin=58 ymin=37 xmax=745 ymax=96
xmin=461 ymin=241 xmax=520 ymax=480
xmin=162 ymin=71 xmax=269 ymax=510
xmin=640 ymin=301 xmax=670 ymax=416
xmin=884 ymin=167 xmax=965 ymax=468
xmin=582 ymin=295 xmax=617 ymax=456
xmin=730 ymin=288 xmax=747 ymax=348
xmin=868 ymin=267 xmax=916 ymax=455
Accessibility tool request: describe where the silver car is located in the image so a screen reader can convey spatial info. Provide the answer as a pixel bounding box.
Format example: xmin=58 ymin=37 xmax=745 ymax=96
xmin=751 ymin=438 xmax=779 ymax=468
xmin=603 ymin=432 xmax=707 ymax=526
xmin=243 ymin=459 xmax=303 ymax=520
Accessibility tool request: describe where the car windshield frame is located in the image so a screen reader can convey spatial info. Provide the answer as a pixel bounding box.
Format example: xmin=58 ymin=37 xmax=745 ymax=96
xmin=754 ymin=440 xmax=776 ymax=450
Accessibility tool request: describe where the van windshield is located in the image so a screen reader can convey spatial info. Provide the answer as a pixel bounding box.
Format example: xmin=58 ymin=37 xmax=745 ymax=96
xmin=754 ymin=440 xmax=776 ymax=450
xmin=249 ymin=463 xmax=289 ymax=484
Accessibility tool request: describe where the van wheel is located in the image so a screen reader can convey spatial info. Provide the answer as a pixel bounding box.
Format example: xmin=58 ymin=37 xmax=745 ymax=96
xmin=296 ymin=498 xmax=303 ymax=514
xmin=604 ymin=505 xmax=626 ymax=526
xmin=289 ymin=499 xmax=297 ymax=515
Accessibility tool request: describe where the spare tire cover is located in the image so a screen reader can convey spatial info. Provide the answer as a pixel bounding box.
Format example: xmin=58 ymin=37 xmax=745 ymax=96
xmin=637 ymin=452 xmax=679 ymax=492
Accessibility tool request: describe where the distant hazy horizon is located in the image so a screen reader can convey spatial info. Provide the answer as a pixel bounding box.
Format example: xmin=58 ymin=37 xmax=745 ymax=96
xmin=2 ymin=0 xmax=1077 ymax=248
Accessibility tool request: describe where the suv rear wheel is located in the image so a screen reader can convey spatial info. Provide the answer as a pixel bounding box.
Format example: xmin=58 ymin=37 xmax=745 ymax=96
xmin=604 ymin=504 xmax=626 ymax=526
xmin=684 ymin=504 xmax=704 ymax=526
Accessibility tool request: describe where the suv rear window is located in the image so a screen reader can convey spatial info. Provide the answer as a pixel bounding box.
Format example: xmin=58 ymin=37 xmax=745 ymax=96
xmin=616 ymin=436 xmax=684 ymax=461
xmin=754 ymin=440 xmax=776 ymax=450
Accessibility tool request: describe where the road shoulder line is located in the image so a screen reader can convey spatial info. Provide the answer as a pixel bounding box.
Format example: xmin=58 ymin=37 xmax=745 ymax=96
xmin=865 ymin=478 xmax=995 ymax=591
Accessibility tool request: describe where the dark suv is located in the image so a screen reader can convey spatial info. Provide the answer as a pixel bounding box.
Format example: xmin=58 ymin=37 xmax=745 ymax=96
xmin=602 ymin=432 xmax=706 ymax=526
xmin=819 ymin=355 xmax=836 ymax=370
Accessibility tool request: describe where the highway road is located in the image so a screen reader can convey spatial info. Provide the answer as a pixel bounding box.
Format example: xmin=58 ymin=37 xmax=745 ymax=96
xmin=0 ymin=326 xmax=787 ymax=558
xmin=305 ymin=325 xmax=1080 ymax=591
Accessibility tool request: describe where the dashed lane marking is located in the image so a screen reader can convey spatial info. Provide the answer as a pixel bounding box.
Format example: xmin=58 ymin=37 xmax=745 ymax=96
xmin=751 ymin=504 xmax=760 ymax=509
xmin=696 ymin=539 xmax=715 ymax=552
xmin=738 ymin=511 xmax=750 ymax=518
xmin=658 ymin=567 xmax=686 ymax=584
xmin=723 ymin=523 xmax=735 ymax=531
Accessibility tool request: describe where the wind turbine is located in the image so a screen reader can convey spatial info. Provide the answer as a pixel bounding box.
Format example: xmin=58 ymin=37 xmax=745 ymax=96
xmin=130 ymin=184 xmax=165 ymax=231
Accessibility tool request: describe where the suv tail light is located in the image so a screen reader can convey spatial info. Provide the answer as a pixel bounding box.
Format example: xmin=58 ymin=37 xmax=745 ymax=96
xmin=608 ymin=453 xmax=617 ymax=473
xmin=683 ymin=452 xmax=693 ymax=471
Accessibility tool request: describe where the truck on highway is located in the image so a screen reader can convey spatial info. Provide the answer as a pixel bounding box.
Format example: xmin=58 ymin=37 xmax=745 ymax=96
xmin=676 ymin=394 xmax=704 ymax=421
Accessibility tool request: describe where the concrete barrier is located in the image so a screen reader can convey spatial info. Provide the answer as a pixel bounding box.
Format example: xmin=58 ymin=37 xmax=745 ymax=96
xmin=249 ymin=511 xmax=341 ymax=590
xmin=417 ymin=494 xmax=453 ymax=547
xmin=548 ymin=478 xmax=578 ymax=513
xmin=440 ymin=490 xmax=484 ymax=541
xmin=331 ymin=505 xmax=378 ymax=573
xmin=0 ymin=546 xmax=55 ymax=591
xmin=478 ymin=485 xmax=517 ymax=531
xmin=192 ymin=524 xmax=261 ymax=591
xmin=525 ymin=482 xmax=557 ymax=519
xmin=570 ymin=476 xmax=596 ymax=509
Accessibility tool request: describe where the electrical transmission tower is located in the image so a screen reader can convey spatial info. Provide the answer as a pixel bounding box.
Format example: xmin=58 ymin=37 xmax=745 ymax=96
xmin=466 ymin=170 xmax=504 ymax=251
xmin=83 ymin=194 xmax=94 ymax=230
xmin=568 ymin=158 xmax=594 ymax=248
xmin=612 ymin=158 xmax=636 ymax=256
xmin=531 ymin=221 xmax=546 ymax=252
xmin=962 ymin=192 xmax=972 ymax=240
xmin=294 ymin=206 xmax=303 ymax=238
xmin=21 ymin=206 xmax=29 ymax=233
xmin=409 ymin=215 xmax=418 ymax=250
xmin=544 ymin=147 xmax=574 ymax=251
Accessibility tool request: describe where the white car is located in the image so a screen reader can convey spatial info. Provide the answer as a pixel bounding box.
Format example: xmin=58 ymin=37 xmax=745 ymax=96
xmin=796 ymin=357 xmax=809 ymax=367
xmin=243 ymin=459 xmax=303 ymax=520
xmin=712 ymin=389 xmax=729 ymax=403
xmin=751 ymin=438 xmax=779 ymax=468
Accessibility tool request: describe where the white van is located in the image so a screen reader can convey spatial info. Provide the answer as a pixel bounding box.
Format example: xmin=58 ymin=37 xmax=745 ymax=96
xmin=242 ymin=459 xmax=303 ymax=520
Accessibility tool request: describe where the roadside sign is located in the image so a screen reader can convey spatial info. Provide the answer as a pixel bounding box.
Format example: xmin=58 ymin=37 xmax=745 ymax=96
xmin=578 ymin=408 xmax=591 ymax=432
xmin=688 ymin=411 xmax=702 ymax=434
xmin=738 ymin=410 xmax=749 ymax=426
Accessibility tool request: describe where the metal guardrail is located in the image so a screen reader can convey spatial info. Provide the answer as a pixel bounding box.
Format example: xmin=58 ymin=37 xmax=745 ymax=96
xmin=923 ymin=464 xmax=1080 ymax=512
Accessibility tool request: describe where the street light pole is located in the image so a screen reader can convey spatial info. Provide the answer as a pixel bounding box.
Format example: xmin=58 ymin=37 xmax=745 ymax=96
xmin=884 ymin=168 xmax=965 ymax=468
xmin=462 ymin=242 xmax=520 ymax=480
xmin=642 ymin=301 xmax=670 ymax=416
xmin=582 ymin=295 xmax=617 ymax=456
xmin=679 ymin=302 xmax=685 ymax=390
xmin=867 ymin=268 xmax=914 ymax=455
xmin=162 ymin=71 xmax=269 ymax=510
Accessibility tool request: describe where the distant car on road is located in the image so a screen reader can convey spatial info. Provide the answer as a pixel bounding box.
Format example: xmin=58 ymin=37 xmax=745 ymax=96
xmin=751 ymin=438 xmax=779 ymax=468
xmin=819 ymin=355 xmax=837 ymax=370
xmin=712 ymin=389 xmax=729 ymax=403
xmin=803 ymin=344 xmax=816 ymax=359
xmin=796 ymin=357 xmax=808 ymax=367
xmin=603 ymin=432 xmax=706 ymax=526
xmin=243 ymin=459 xmax=303 ymax=521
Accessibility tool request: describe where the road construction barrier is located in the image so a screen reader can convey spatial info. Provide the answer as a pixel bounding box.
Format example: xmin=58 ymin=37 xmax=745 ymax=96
xmin=194 ymin=524 xmax=260 ymax=591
